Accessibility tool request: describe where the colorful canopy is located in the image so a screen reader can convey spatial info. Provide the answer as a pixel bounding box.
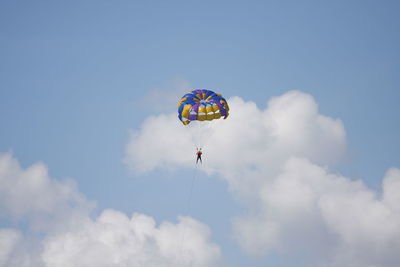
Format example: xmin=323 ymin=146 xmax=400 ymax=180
xmin=178 ymin=89 xmax=229 ymax=125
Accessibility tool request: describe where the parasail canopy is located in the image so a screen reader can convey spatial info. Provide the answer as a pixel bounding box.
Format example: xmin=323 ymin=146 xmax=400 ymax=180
xmin=178 ymin=89 xmax=229 ymax=125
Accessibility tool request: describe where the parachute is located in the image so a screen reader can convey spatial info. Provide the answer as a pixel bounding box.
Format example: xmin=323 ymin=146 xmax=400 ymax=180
xmin=178 ymin=89 xmax=229 ymax=125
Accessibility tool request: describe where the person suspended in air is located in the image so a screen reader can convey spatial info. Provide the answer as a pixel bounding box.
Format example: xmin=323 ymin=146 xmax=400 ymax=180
xmin=196 ymin=148 xmax=203 ymax=164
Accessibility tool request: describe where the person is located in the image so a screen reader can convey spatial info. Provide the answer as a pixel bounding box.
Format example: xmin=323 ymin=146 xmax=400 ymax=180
xmin=196 ymin=148 xmax=203 ymax=164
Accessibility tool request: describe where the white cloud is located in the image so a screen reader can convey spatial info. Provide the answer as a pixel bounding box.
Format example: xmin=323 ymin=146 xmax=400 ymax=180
xmin=125 ymin=113 xmax=194 ymax=173
xmin=0 ymin=229 xmax=21 ymax=266
xmin=42 ymin=210 xmax=221 ymax=267
xmin=234 ymin=158 xmax=400 ymax=266
xmin=0 ymin=153 xmax=222 ymax=267
xmin=0 ymin=228 xmax=44 ymax=267
xmin=0 ymin=152 xmax=93 ymax=231
xmin=125 ymin=90 xmax=400 ymax=266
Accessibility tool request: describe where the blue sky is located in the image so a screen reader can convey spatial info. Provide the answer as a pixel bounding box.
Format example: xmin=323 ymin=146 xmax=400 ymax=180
xmin=1 ymin=1 xmax=399 ymax=266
